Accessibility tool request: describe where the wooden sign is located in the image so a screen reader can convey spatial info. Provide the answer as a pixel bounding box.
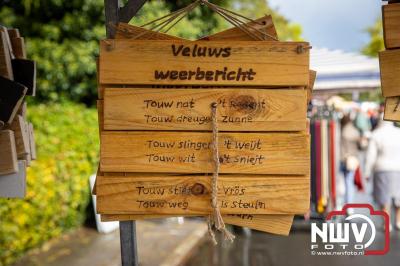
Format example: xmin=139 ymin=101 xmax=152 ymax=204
xmin=100 ymin=131 xmax=309 ymax=174
xmin=96 ymin=174 xmax=310 ymax=215
xmin=0 ymin=130 xmax=18 ymax=175
xmin=307 ymin=70 xmax=317 ymax=102
xmin=103 ymin=88 xmax=307 ymax=131
xmin=383 ymin=3 xmax=400 ymax=49
xmin=379 ymin=49 xmax=400 ymax=97
xmin=384 ymin=97 xmax=400 ymax=121
xmin=101 ymin=214 xmax=294 ymax=236
xmin=9 ymin=115 xmax=30 ymax=158
xmin=28 ymin=123 xmax=36 ymax=160
xmin=199 ymin=15 xmax=277 ymax=41
xmin=0 ymin=31 xmax=13 ymax=80
xmin=12 ymin=59 xmax=36 ymax=96
xmin=0 ymin=160 xmax=26 ymax=198
xmin=10 ymin=37 xmax=26 ymax=59
xmin=115 ymin=23 xmax=185 ymax=40
xmin=99 ymin=40 xmax=310 ymax=86
xmin=0 ymin=76 xmax=27 ymax=124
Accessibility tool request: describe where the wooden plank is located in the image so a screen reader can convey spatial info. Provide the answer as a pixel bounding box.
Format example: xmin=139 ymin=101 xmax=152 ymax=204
xmin=0 ymin=130 xmax=18 ymax=175
xmin=307 ymin=70 xmax=317 ymax=103
xmin=101 ymin=214 xmax=293 ymax=235
xmin=28 ymin=123 xmax=36 ymax=160
xmin=99 ymin=40 xmax=310 ymax=86
xmin=0 ymin=76 xmax=27 ymax=124
xmin=7 ymin=29 xmax=20 ymax=39
xmin=115 ymin=23 xmax=185 ymax=40
xmin=12 ymin=59 xmax=36 ymax=96
xmin=96 ymin=174 xmax=310 ymax=215
xmin=18 ymin=102 xmax=27 ymax=119
xmin=0 ymin=160 xmax=26 ymax=198
xmin=384 ymin=97 xmax=400 ymax=121
xmin=10 ymin=37 xmax=26 ymax=59
xmin=103 ymin=88 xmax=307 ymax=131
xmin=0 ymin=31 xmax=13 ymax=79
xmin=97 ymin=100 xmax=104 ymax=132
xmin=9 ymin=115 xmax=30 ymax=158
xmin=199 ymin=15 xmax=277 ymax=41
xmin=100 ymin=131 xmax=310 ymax=174
xmin=379 ymin=49 xmax=400 ymax=97
xmin=383 ymin=3 xmax=400 ymax=49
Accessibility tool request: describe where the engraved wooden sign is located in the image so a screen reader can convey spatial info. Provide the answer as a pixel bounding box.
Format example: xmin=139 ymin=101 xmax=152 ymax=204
xmin=99 ymin=40 xmax=310 ymax=86
xmin=96 ymin=174 xmax=310 ymax=215
xmin=100 ymin=131 xmax=310 ymax=174
xmin=384 ymin=97 xmax=400 ymax=121
xmin=103 ymin=88 xmax=307 ymax=131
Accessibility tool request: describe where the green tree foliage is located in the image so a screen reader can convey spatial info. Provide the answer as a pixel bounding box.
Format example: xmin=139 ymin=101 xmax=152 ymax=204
xmin=0 ymin=0 xmax=302 ymax=105
xmin=0 ymin=103 xmax=99 ymax=265
xmin=362 ymin=18 xmax=384 ymax=57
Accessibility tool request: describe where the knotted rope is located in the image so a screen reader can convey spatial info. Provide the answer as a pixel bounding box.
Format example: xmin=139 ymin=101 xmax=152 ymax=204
xmin=208 ymin=102 xmax=235 ymax=244
xmin=124 ymin=0 xmax=277 ymax=41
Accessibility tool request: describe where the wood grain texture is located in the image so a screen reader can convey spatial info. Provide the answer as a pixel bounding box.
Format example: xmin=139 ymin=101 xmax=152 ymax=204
xmin=307 ymin=70 xmax=317 ymax=102
xmin=0 ymin=130 xmax=18 ymax=175
xmin=99 ymin=40 xmax=310 ymax=86
xmin=379 ymin=49 xmax=400 ymax=97
xmin=28 ymin=123 xmax=36 ymax=160
xmin=0 ymin=31 xmax=13 ymax=79
xmin=384 ymin=97 xmax=400 ymax=121
xmin=199 ymin=15 xmax=277 ymax=41
xmin=96 ymin=174 xmax=310 ymax=215
xmin=383 ymin=3 xmax=400 ymax=49
xmin=100 ymin=131 xmax=310 ymax=174
xmin=9 ymin=115 xmax=30 ymax=158
xmin=10 ymin=37 xmax=26 ymax=59
xmin=0 ymin=160 xmax=26 ymax=198
xmin=101 ymin=214 xmax=293 ymax=235
xmin=103 ymin=88 xmax=307 ymax=131
xmin=115 ymin=23 xmax=185 ymax=40
xmin=7 ymin=29 xmax=20 ymax=38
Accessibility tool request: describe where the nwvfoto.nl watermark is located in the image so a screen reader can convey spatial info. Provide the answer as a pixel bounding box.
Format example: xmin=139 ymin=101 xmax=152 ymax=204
xmin=310 ymin=204 xmax=390 ymax=256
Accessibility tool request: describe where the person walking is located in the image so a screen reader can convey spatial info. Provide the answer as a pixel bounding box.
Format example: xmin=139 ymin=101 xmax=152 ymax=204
xmin=365 ymin=119 xmax=400 ymax=231
xmin=340 ymin=114 xmax=361 ymax=208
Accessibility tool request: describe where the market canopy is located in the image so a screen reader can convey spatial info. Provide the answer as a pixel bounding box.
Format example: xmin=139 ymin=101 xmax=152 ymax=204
xmin=311 ymin=47 xmax=380 ymax=94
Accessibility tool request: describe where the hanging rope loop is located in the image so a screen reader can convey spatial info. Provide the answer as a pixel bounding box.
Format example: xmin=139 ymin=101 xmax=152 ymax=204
xmin=124 ymin=0 xmax=278 ymax=41
xmin=208 ymin=102 xmax=235 ymax=244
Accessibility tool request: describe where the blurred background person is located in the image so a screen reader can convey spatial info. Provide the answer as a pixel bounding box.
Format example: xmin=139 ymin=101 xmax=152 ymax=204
xmin=340 ymin=113 xmax=362 ymax=208
xmin=365 ymin=118 xmax=400 ymax=232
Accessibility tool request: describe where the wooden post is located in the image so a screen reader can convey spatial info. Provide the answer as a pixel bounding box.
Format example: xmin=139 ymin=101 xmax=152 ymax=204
xmin=103 ymin=1 xmax=148 ymax=266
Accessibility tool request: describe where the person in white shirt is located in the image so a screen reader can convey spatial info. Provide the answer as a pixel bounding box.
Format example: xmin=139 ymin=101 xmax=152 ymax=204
xmin=365 ymin=119 xmax=400 ymax=231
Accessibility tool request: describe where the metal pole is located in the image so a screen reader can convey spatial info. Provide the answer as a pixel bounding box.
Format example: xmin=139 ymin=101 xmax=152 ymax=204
xmin=103 ymin=1 xmax=148 ymax=265
xmin=120 ymin=221 xmax=139 ymax=266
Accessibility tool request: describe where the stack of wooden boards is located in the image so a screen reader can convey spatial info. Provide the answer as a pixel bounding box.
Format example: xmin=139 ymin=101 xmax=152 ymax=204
xmin=380 ymin=0 xmax=400 ymax=121
xmin=94 ymin=15 xmax=316 ymax=236
xmin=0 ymin=26 xmax=37 ymax=198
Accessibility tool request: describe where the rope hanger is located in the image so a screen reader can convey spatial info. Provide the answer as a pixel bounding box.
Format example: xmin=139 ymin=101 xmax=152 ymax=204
xmin=131 ymin=0 xmax=278 ymax=41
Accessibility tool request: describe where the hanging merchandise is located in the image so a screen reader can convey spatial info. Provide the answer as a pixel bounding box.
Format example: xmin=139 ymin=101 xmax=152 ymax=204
xmin=380 ymin=2 xmax=400 ymax=121
xmin=309 ymin=106 xmax=340 ymax=215
xmin=0 ymin=26 xmax=37 ymax=198
xmin=94 ymin=0 xmax=316 ymax=243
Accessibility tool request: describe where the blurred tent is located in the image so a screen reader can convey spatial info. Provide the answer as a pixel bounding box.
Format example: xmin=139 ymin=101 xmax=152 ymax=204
xmin=311 ymin=47 xmax=380 ymax=99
